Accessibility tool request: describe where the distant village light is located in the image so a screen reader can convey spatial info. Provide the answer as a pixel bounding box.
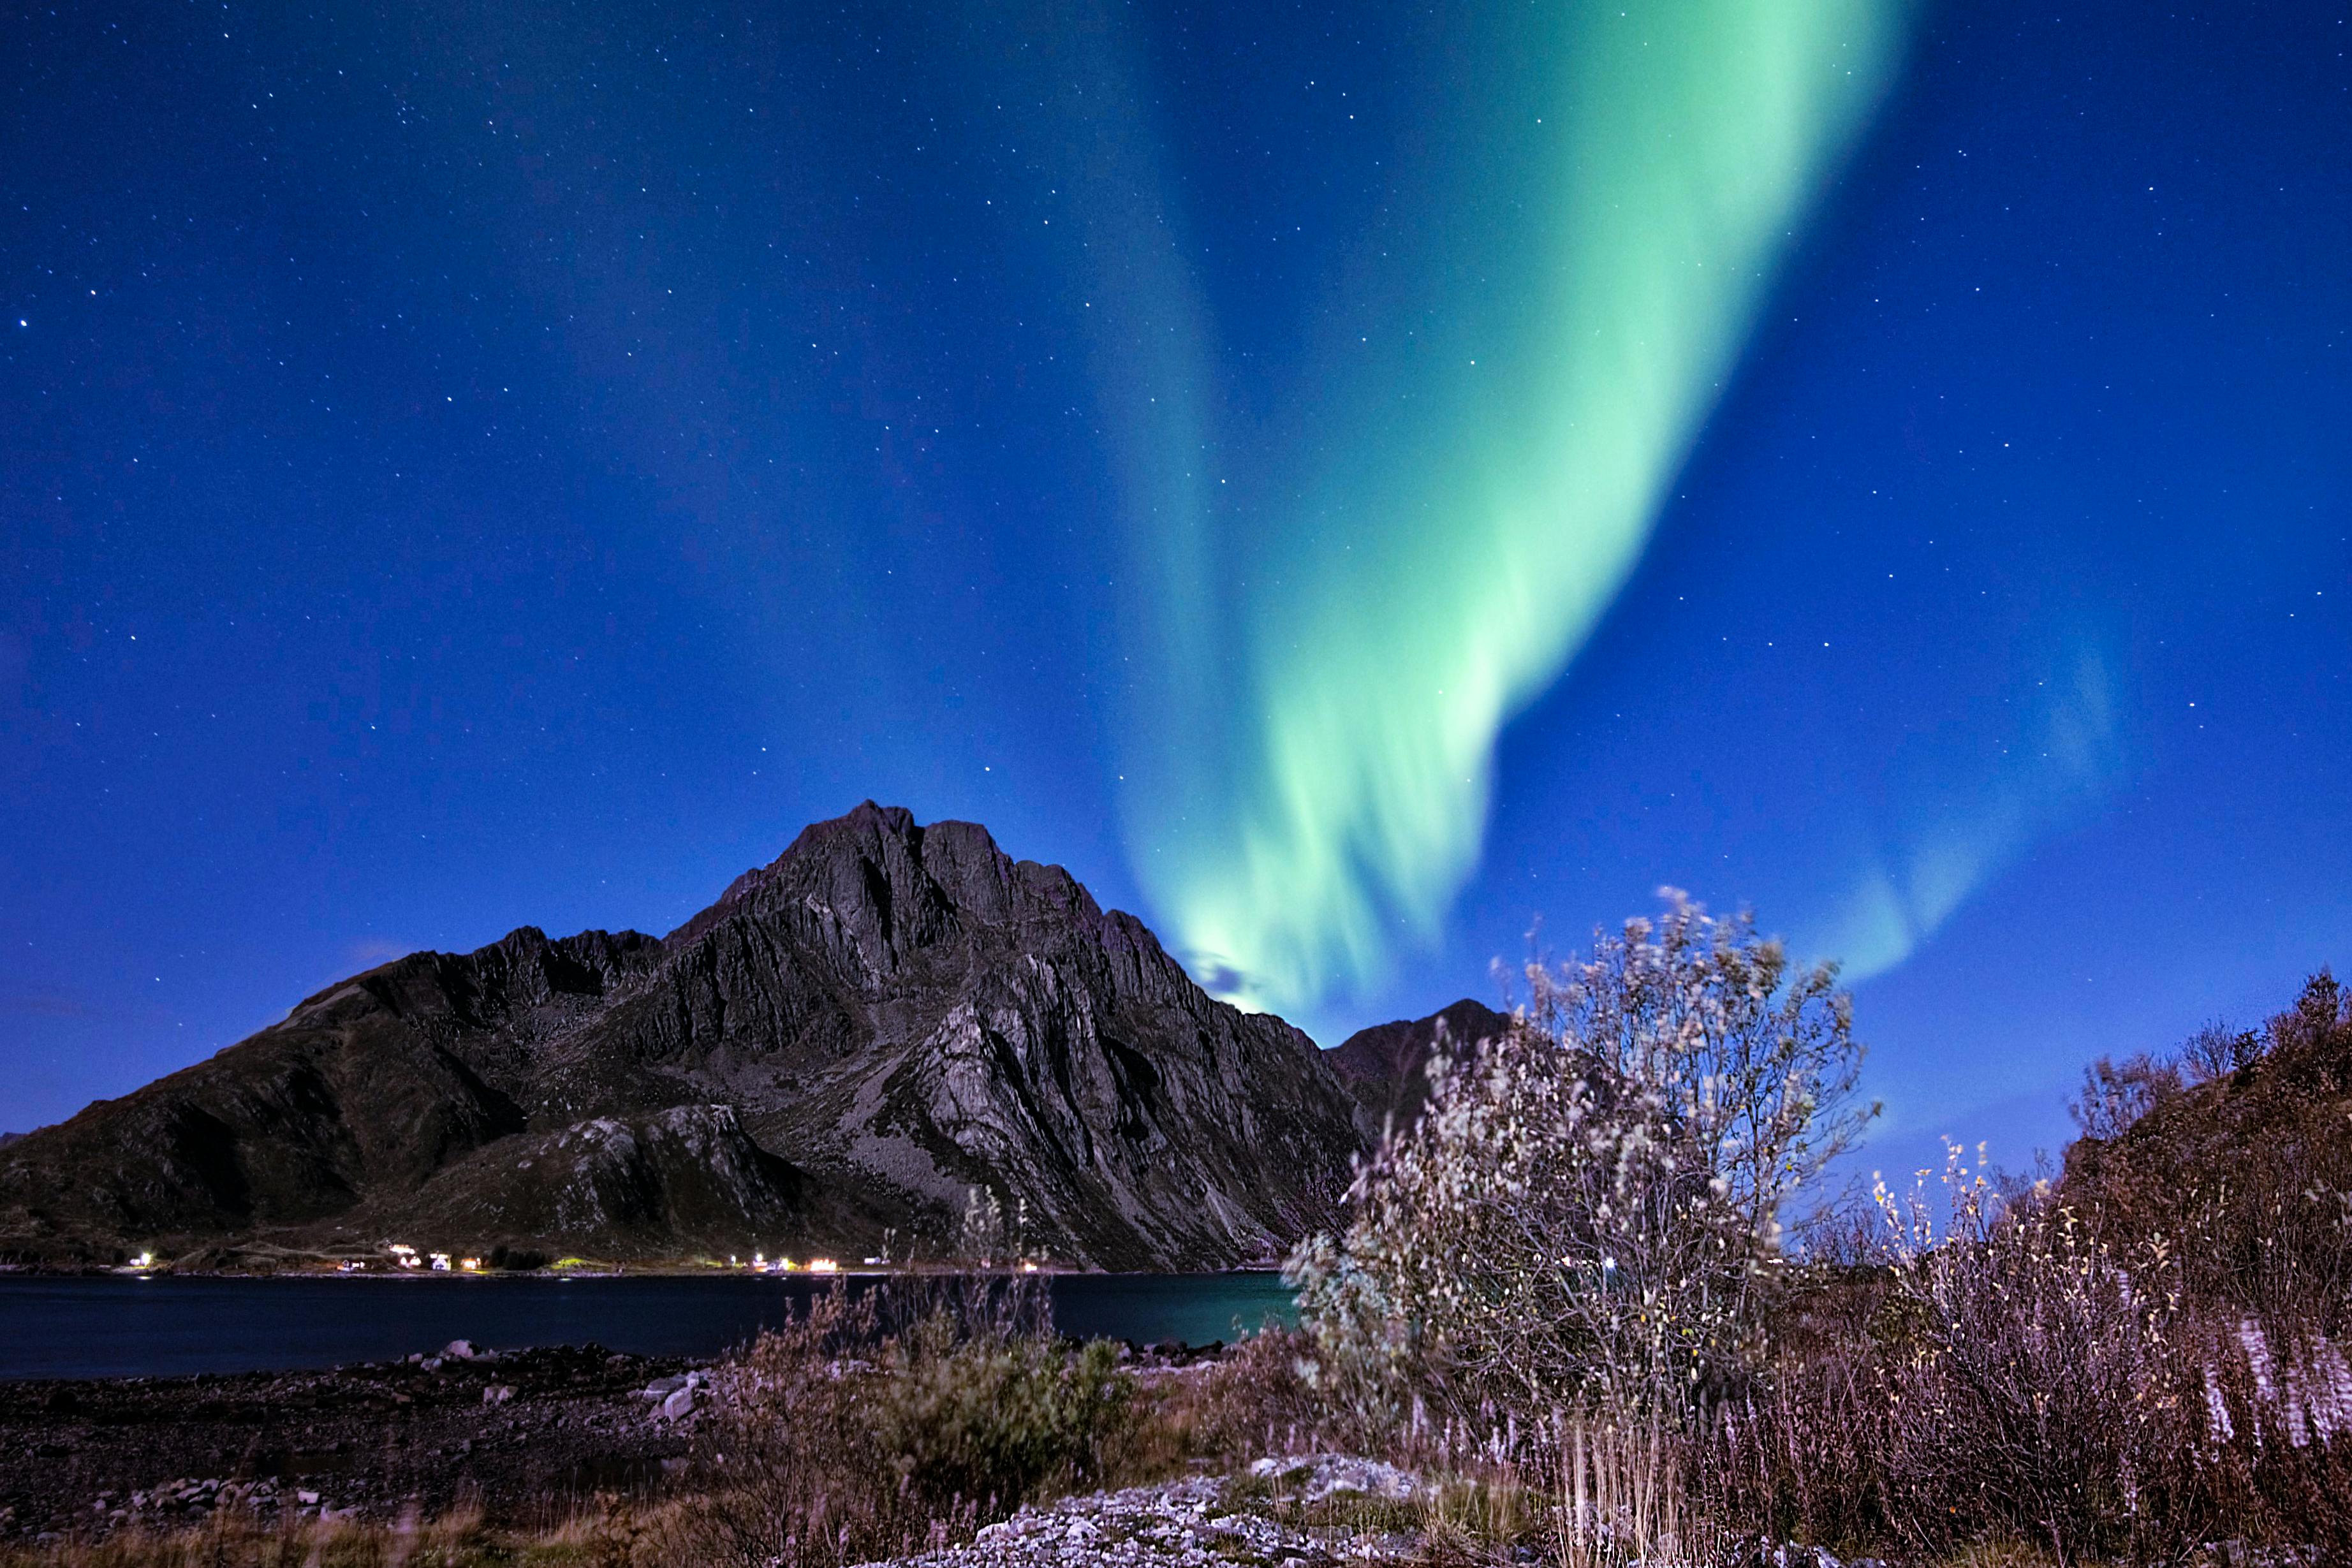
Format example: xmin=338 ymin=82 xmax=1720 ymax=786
xmin=807 ymin=1257 xmax=839 ymax=1274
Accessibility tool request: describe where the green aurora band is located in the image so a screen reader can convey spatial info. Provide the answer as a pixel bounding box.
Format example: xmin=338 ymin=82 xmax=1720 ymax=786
xmin=1115 ymin=0 xmax=1916 ymax=1014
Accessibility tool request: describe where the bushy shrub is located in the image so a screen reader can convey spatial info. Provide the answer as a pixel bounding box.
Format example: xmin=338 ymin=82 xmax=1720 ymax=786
xmin=664 ymin=1279 xmax=1136 ymax=1568
xmin=1873 ymin=1155 xmax=2205 ymax=1562
xmin=2066 ymin=1052 xmax=2184 ymax=1141
xmin=1293 ymin=928 xmax=2352 ymax=1564
xmin=867 ymin=1323 xmax=1131 ymax=1511
xmin=1288 ymin=893 xmax=1869 ymax=1446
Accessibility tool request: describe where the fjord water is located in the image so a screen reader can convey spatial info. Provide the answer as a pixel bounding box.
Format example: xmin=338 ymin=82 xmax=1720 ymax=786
xmin=0 ymin=1273 xmax=1297 ymax=1381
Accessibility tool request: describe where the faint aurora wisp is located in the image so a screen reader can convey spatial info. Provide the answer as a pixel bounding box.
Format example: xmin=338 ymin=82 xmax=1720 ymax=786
xmin=1112 ymin=0 xmax=1916 ymax=1012
xmin=1806 ymin=642 xmax=2126 ymax=984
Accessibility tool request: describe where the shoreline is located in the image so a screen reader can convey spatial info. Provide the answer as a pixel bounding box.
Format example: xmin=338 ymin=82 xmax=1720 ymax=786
xmin=0 ymin=1272 xmax=1286 ymax=1386
xmin=0 ymin=1262 xmax=1291 ymax=1280
xmin=0 ymin=1336 xmax=1235 ymax=1542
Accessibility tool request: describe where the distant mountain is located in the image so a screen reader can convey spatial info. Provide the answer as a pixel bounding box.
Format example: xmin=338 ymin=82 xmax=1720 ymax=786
xmin=0 ymin=804 xmax=1369 ymax=1271
xmin=1325 ymin=999 xmax=1513 ymax=1138
xmin=0 ymin=1132 xmax=22 ymax=1151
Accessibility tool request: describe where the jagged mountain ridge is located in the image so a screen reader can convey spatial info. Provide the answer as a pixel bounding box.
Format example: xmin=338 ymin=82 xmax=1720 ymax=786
xmin=0 ymin=804 xmax=1369 ymax=1270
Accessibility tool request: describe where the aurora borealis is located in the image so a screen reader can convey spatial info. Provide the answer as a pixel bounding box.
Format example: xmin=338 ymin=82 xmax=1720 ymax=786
xmin=4 ymin=0 xmax=2349 ymax=1171
xmin=1116 ymin=0 xmax=1911 ymax=1012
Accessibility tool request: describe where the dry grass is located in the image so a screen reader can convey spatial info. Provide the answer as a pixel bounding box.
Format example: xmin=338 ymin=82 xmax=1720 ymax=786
xmin=1111 ymin=1324 xmax=1326 ymax=1477
xmin=1705 ymin=973 xmax=2352 ymax=1565
xmin=0 ymin=1507 xmax=511 ymax=1568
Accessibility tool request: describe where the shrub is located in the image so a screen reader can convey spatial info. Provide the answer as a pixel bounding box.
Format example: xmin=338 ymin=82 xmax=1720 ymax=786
xmin=1714 ymin=1135 xmax=2352 ymax=1563
xmin=661 ymin=1279 xmax=1141 ymax=1568
xmin=2066 ymin=1052 xmax=2184 ymax=1141
xmin=1119 ymin=1324 xmax=1326 ymax=1475
xmin=867 ymin=1323 xmax=1131 ymax=1511
xmin=1871 ymin=1155 xmax=2207 ymax=1562
xmin=1287 ymin=893 xmax=1870 ymax=1447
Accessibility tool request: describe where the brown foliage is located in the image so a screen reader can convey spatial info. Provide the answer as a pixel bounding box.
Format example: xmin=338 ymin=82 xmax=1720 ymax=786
xmin=2064 ymin=971 xmax=2352 ymax=1327
xmin=1710 ymin=972 xmax=2352 ymax=1563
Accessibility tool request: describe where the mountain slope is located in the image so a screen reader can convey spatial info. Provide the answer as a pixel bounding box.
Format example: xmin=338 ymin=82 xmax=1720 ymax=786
xmin=0 ymin=805 xmax=1366 ymax=1270
xmin=1325 ymin=999 xmax=1513 ymax=1138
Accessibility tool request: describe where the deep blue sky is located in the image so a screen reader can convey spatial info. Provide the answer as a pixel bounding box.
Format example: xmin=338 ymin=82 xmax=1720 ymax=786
xmin=4 ymin=1 xmax=2347 ymax=1183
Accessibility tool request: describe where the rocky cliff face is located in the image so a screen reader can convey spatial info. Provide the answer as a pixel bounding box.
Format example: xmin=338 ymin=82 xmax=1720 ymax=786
xmin=0 ymin=805 xmax=1367 ymax=1270
xmin=1325 ymin=999 xmax=1513 ymax=1139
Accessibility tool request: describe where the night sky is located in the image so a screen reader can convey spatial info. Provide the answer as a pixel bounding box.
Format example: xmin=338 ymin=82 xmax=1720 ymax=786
xmin=5 ymin=1 xmax=2348 ymax=1182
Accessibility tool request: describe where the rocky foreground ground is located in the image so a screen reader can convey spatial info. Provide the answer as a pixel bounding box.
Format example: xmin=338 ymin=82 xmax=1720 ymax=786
xmin=0 ymin=1342 xmax=703 ymax=1539
xmin=874 ymin=1456 xmax=1437 ymax=1567
xmin=3 ymin=1351 xmax=1442 ymax=1564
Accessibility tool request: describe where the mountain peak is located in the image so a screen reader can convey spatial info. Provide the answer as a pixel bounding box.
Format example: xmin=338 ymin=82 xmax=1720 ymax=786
xmin=1 ymin=807 xmax=1363 ymax=1270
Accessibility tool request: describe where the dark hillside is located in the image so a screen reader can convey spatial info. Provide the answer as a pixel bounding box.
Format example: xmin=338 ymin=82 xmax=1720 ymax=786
xmin=2059 ymin=970 xmax=2352 ymax=1324
xmin=1325 ymin=998 xmax=1512 ymax=1138
xmin=0 ymin=805 xmax=1367 ymax=1270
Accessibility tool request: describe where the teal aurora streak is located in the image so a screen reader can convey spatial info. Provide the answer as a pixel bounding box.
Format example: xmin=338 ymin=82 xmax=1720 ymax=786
xmin=1114 ymin=0 xmax=1915 ymax=1015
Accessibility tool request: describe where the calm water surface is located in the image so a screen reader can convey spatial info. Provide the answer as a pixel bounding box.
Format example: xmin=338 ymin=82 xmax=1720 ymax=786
xmin=0 ymin=1273 xmax=1297 ymax=1381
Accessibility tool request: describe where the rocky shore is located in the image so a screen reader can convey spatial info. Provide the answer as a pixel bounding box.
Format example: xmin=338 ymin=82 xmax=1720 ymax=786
xmin=0 ymin=1342 xmax=701 ymax=1539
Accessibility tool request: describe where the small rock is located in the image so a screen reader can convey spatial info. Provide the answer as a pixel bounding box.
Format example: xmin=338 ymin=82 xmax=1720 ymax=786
xmin=660 ymin=1385 xmax=696 ymax=1421
xmin=483 ymin=1384 xmax=515 ymax=1405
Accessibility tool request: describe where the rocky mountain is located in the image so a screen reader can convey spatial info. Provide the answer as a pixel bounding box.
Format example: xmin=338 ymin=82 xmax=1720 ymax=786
xmin=1325 ymin=999 xmax=1513 ymax=1138
xmin=0 ymin=804 xmax=1369 ymax=1271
